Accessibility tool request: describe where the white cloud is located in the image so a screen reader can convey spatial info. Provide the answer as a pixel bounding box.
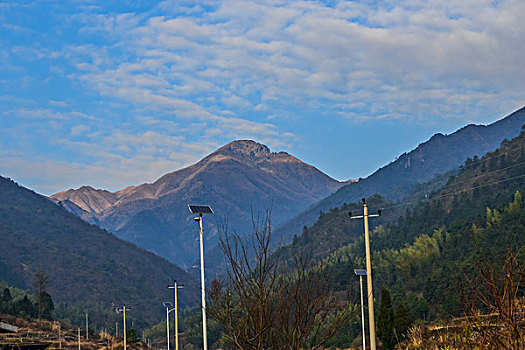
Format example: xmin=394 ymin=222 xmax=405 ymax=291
xmin=61 ymin=0 xmax=524 ymax=126
xmin=2 ymin=0 xmax=524 ymax=193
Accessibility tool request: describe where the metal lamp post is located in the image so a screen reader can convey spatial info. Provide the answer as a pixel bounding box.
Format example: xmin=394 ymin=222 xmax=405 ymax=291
xmin=354 ymin=269 xmax=367 ymax=350
xmin=163 ymin=302 xmax=173 ymax=350
xmin=188 ymin=204 xmax=214 ymax=350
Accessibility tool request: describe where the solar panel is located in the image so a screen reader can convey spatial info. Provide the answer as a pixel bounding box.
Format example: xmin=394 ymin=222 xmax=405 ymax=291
xmin=354 ymin=269 xmax=367 ymax=276
xmin=188 ymin=205 xmax=214 ymax=214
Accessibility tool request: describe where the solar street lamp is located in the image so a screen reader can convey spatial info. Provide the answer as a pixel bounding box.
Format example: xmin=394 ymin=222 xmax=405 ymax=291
xmin=354 ymin=269 xmax=367 ymax=350
xmin=163 ymin=302 xmax=173 ymax=350
xmin=188 ymin=204 xmax=214 ymax=350
xmin=168 ymin=281 xmax=184 ymax=350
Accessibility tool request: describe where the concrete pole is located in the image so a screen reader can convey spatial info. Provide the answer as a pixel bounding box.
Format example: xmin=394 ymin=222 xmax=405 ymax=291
xmin=78 ymin=327 xmax=81 ymax=350
xmin=363 ymin=203 xmax=377 ymax=350
xmin=198 ymin=214 xmax=208 ymax=350
xmin=86 ymin=313 xmax=89 ymax=340
xmin=58 ymin=322 xmax=62 ymax=349
xmin=123 ymin=306 xmax=127 ymax=350
xmin=174 ymin=281 xmax=179 ymax=350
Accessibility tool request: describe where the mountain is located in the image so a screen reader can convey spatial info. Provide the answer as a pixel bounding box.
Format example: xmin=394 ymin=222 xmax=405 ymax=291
xmin=51 ymin=140 xmax=346 ymax=268
xmin=0 ymin=176 xmax=194 ymax=326
xmin=273 ymin=106 xmax=525 ymax=243
xmin=275 ymin=126 xmax=525 ymax=348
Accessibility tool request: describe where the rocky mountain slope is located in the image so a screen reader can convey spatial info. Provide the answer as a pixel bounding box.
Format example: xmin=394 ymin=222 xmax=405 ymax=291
xmin=273 ymin=106 xmax=525 ymax=243
xmin=0 ymin=176 xmax=194 ymax=325
xmin=52 ymin=140 xmax=346 ymax=268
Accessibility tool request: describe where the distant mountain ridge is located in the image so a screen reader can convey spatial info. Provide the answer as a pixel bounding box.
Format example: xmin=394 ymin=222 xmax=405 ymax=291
xmin=52 ymin=140 xmax=346 ymax=268
xmin=0 ymin=176 xmax=194 ymax=325
xmin=273 ymin=106 xmax=525 ymax=243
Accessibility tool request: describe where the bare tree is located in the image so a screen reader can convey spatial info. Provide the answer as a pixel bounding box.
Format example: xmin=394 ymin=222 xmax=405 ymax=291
xmin=208 ymin=210 xmax=355 ymax=350
xmin=459 ymin=245 xmax=524 ymax=349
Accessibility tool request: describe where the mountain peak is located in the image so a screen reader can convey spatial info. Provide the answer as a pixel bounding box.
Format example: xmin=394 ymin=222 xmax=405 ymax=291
xmin=216 ymin=140 xmax=271 ymax=157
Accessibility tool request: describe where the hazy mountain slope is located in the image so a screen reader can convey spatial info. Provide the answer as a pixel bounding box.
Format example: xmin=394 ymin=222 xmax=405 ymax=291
xmin=274 ymin=106 xmax=525 ymax=244
xmin=52 ymin=140 xmax=346 ymax=268
xmin=0 ymin=176 xmax=194 ymax=325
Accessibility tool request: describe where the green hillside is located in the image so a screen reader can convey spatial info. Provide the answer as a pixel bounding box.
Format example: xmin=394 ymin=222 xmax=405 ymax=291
xmin=276 ymin=128 xmax=525 ymax=347
xmin=0 ymin=176 xmax=196 ymax=328
xmin=273 ymin=107 xmax=525 ymax=245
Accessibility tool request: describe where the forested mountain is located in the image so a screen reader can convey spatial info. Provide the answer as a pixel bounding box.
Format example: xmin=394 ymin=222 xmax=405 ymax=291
xmin=273 ymin=106 xmax=525 ymax=244
xmin=52 ymin=140 xmax=346 ymax=268
xmin=0 ymin=176 xmax=195 ymax=327
xmin=277 ymin=127 xmax=525 ymax=347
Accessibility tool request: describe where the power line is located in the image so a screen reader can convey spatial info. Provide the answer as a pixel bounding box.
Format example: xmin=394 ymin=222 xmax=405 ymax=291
xmin=344 ymin=138 xmax=525 ymax=213
xmin=441 ymin=160 xmax=525 ymax=187
xmin=385 ymin=159 xmax=525 ymax=208
xmin=378 ymin=172 xmax=525 ymax=212
xmin=456 ymin=143 xmax=524 ymax=171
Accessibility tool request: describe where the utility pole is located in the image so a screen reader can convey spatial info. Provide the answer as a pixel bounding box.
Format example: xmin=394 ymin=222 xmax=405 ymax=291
xmin=78 ymin=327 xmax=81 ymax=350
xmin=349 ymin=198 xmax=381 ymax=350
xmin=58 ymin=322 xmax=62 ymax=349
xmin=116 ymin=305 xmax=129 ymax=350
xmin=168 ymin=281 xmax=184 ymax=350
xmin=85 ymin=312 xmax=89 ymax=340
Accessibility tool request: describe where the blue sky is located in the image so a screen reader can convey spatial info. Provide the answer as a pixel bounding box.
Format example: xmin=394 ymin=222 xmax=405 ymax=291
xmin=1 ymin=0 xmax=524 ymax=195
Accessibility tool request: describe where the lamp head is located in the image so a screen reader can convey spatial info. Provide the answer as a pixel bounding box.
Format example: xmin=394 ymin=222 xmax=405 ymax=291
xmin=354 ymin=269 xmax=367 ymax=276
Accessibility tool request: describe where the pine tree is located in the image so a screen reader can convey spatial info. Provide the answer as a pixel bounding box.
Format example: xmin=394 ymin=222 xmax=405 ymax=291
xmin=393 ymin=303 xmax=411 ymax=344
xmin=0 ymin=288 xmax=13 ymax=314
xmin=377 ymin=287 xmax=394 ymax=349
xmin=40 ymin=291 xmax=54 ymax=320
xmin=13 ymin=296 xmax=36 ymax=318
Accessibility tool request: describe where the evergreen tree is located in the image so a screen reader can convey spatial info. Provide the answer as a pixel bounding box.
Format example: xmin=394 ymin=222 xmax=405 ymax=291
xmin=392 ymin=303 xmax=411 ymax=344
xmin=40 ymin=291 xmax=54 ymax=320
xmin=377 ymin=287 xmax=394 ymax=349
xmin=127 ymin=329 xmax=140 ymax=344
xmin=0 ymin=288 xmax=13 ymax=314
xmin=13 ymin=296 xmax=36 ymax=318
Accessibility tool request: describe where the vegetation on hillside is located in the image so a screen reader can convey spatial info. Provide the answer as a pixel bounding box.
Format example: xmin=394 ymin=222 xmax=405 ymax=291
xmin=207 ymin=213 xmax=356 ymax=349
xmin=270 ymin=128 xmax=525 ymax=348
xmin=0 ymin=176 xmax=195 ymax=329
xmin=273 ymin=107 xmax=525 ymax=245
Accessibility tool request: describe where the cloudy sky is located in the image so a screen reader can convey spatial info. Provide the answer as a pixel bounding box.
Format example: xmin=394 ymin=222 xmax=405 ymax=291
xmin=1 ymin=0 xmax=524 ymax=195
